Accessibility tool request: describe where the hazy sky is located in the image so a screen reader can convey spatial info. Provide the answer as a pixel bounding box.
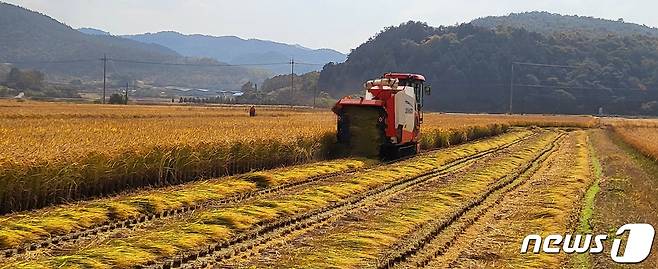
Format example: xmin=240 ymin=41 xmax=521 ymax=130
xmin=5 ymin=0 xmax=658 ymax=53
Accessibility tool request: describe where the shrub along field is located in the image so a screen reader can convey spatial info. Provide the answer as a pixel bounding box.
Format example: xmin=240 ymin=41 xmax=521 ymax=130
xmin=0 ymin=100 xmax=597 ymax=214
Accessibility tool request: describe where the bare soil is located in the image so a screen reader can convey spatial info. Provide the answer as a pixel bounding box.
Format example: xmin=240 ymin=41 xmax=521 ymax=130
xmin=588 ymin=129 xmax=658 ymax=269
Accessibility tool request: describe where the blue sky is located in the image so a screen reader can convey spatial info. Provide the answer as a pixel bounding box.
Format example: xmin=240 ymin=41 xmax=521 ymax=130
xmin=6 ymin=0 xmax=658 ymax=53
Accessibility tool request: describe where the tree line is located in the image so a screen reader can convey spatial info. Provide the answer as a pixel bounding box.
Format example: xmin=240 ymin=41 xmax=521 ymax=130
xmin=319 ymin=21 xmax=658 ymax=115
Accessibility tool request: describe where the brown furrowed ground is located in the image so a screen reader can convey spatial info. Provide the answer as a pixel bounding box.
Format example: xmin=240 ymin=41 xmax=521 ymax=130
xmin=587 ymin=129 xmax=658 ymax=268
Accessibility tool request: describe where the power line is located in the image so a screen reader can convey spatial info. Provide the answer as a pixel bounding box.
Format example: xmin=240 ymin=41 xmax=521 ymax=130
xmin=512 ymin=62 xmax=582 ymax=69
xmin=295 ymin=62 xmax=327 ymax=66
xmin=108 ymin=58 xmax=328 ymax=67
xmin=2 ymin=59 xmax=98 ymax=64
xmin=108 ymin=59 xmax=289 ymax=67
xmin=108 ymin=59 xmax=122 ymax=77
xmin=514 ymin=83 xmax=649 ymax=92
xmin=2 ymin=58 xmax=330 ymax=67
xmin=290 ymin=58 xmax=295 ymax=107
xmin=510 ymin=61 xmax=584 ymax=113
xmin=102 ymin=55 xmax=107 ymax=104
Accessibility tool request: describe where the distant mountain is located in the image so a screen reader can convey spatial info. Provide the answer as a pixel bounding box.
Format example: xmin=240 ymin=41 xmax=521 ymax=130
xmin=124 ymin=31 xmax=347 ymax=75
xmin=0 ymin=3 xmax=267 ymax=89
xmin=472 ymin=11 xmax=658 ymax=37
xmin=77 ymin=27 xmax=111 ymax=36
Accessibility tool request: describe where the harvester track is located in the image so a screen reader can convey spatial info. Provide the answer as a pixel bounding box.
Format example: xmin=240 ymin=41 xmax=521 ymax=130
xmin=0 ymin=132 xmax=533 ymax=260
xmin=377 ymin=133 xmax=564 ymax=269
xmin=143 ymin=134 xmax=534 ymax=269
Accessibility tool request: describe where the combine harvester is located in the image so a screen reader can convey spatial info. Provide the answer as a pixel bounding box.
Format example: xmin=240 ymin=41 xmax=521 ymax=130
xmin=332 ymin=73 xmax=431 ymax=159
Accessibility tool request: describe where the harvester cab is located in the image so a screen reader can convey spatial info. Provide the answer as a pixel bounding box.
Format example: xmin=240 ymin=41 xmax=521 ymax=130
xmin=332 ymin=73 xmax=431 ymax=159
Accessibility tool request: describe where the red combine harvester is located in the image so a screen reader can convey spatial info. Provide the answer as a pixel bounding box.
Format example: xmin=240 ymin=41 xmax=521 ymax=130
xmin=332 ymin=73 xmax=431 ymax=159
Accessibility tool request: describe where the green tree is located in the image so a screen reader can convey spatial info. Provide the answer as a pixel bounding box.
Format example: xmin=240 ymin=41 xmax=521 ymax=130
xmin=5 ymin=68 xmax=44 ymax=90
xmin=108 ymin=93 xmax=127 ymax=104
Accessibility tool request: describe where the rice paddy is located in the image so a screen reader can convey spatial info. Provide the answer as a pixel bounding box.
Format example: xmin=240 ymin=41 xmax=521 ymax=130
xmin=1 ymin=100 xmax=656 ymax=268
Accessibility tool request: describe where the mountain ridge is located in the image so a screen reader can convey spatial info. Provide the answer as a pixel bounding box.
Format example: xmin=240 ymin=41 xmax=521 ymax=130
xmin=123 ymin=31 xmax=347 ymax=75
xmin=77 ymin=27 xmax=111 ymax=36
xmin=0 ymin=2 xmax=268 ymax=89
xmin=471 ymin=11 xmax=658 ymax=37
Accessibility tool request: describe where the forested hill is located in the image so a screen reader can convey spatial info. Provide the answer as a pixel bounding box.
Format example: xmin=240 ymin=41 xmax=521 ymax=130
xmin=472 ymin=12 xmax=658 ymax=38
xmin=0 ymin=3 xmax=267 ymax=89
xmin=319 ymin=21 xmax=658 ymax=115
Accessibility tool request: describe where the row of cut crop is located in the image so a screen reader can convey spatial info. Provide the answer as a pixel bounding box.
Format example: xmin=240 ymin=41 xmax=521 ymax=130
xmin=238 ymin=132 xmax=559 ymax=268
xmin=0 ymin=131 xmax=533 ymax=267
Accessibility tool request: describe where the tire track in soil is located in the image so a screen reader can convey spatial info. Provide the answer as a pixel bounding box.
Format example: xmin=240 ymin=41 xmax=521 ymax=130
xmin=202 ymin=132 xmax=559 ymax=269
xmin=144 ymin=133 xmax=538 ymax=269
xmin=423 ymin=131 xmax=587 ymax=269
xmin=385 ymin=132 xmax=567 ymax=269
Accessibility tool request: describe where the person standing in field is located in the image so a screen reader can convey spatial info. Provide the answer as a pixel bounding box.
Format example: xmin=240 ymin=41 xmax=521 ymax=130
xmin=249 ymin=105 xmax=256 ymax=117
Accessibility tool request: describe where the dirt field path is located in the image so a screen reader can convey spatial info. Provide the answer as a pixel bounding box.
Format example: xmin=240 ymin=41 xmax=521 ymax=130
xmin=588 ymin=129 xmax=658 ymax=269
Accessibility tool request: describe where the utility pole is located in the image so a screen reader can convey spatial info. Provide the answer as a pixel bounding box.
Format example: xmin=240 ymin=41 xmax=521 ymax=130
xmin=102 ymin=54 xmax=107 ymax=104
xmin=125 ymin=82 xmax=129 ymax=105
xmin=509 ymin=62 xmax=515 ymax=114
xmin=313 ymin=86 xmax=317 ymax=108
xmin=290 ymin=58 xmax=295 ymax=107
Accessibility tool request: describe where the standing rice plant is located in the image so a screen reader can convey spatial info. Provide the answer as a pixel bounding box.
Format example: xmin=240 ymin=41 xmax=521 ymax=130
xmin=0 ymin=101 xmax=522 ymax=213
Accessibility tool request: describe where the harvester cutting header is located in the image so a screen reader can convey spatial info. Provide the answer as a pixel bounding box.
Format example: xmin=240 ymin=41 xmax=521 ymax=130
xmin=332 ymin=73 xmax=431 ymax=159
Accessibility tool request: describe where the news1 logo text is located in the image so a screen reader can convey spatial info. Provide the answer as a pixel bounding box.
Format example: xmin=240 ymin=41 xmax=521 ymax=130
xmin=521 ymin=223 xmax=655 ymax=264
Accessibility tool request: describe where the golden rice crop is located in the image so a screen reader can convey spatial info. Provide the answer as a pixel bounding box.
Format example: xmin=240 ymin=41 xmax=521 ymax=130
xmin=601 ymin=117 xmax=658 ymax=128
xmin=0 ymin=100 xmax=596 ymax=213
xmin=611 ymin=126 xmax=658 ymax=161
xmin=423 ymin=113 xmax=599 ymax=128
xmin=0 ymin=101 xmax=337 ymax=213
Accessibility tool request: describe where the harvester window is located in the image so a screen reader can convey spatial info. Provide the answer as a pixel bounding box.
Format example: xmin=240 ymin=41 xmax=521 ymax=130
xmin=414 ymin=82 xmax=424 ymax=107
